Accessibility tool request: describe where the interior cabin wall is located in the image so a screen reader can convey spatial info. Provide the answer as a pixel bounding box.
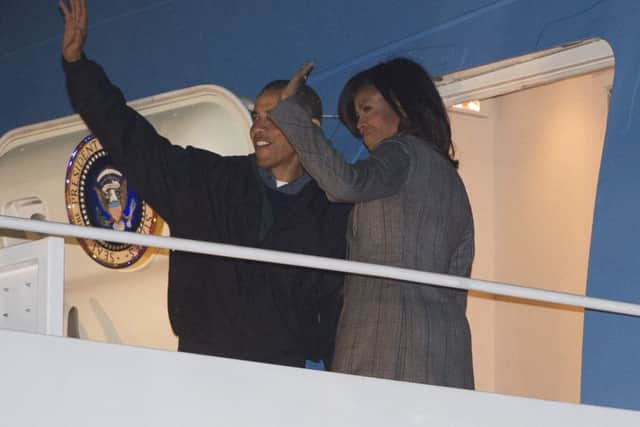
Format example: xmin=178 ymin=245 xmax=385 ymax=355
xmin=63 ymin=250 xmax=175 ymax=349
xmin=450 ymin=100 xmax=498 ymax=393
xmin=454 ymin=68 xmax=612 ymax=402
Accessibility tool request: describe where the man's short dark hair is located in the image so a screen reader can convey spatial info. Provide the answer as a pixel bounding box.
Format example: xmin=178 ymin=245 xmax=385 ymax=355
xmin=259 ymin=80 xmax=323 ymax=122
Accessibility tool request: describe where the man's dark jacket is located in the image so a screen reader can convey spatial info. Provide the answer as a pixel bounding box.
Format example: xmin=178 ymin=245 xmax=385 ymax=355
xmin=63 ymin=56 xmax=350 ymax=367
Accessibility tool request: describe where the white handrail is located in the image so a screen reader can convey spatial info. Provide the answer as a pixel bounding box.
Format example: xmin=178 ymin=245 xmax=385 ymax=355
xmin=2 ymin=214 xmax=640 ymax=317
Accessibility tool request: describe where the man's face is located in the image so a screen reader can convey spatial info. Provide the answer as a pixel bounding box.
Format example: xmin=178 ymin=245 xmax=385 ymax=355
xmin=249 ymin=89 xmax=300 ymax=178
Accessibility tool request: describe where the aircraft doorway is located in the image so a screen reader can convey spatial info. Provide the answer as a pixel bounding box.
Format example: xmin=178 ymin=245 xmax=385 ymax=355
xmin=444 ymin=40 xmax=614 ymax=403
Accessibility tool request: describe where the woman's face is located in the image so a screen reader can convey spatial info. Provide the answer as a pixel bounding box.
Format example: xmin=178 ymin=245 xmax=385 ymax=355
xmin=354 ymin=85 xmax=401 ymax=150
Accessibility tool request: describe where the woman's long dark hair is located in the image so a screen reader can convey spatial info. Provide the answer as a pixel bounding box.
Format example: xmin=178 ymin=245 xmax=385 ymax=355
xmin=338 ymin=57 xmax=458 ymax=168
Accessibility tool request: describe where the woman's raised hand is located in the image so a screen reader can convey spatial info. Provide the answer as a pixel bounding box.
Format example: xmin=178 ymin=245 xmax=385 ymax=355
xmin=281 ymin=61 xmax=314 ymax=100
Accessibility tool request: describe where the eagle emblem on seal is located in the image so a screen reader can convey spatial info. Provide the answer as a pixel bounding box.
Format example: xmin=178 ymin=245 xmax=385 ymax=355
xmin=93 ymin=168 xmax=135 ymax=231
xmin=65 ymin=134 xmax=162 ymax=269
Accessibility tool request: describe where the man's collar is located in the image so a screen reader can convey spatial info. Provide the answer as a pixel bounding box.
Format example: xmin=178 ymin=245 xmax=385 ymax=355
xmin=257 ymin=166 xmax=311 ymax=195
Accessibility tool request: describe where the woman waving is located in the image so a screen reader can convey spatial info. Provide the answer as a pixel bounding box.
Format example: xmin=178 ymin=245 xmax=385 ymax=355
xmin=271 ymin=58 xmax=474 ymax=388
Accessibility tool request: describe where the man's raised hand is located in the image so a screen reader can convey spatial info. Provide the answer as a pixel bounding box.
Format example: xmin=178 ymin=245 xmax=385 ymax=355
xmin=59 ymin=0 xmax=87 ymax=62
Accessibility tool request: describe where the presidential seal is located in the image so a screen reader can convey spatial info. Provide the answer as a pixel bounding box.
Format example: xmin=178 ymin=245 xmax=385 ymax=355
xmin=65 ymin=134 xmax=162 ymax=268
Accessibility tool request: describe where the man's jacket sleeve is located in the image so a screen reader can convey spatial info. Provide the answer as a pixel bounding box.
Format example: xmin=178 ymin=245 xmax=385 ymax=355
xmin=63 ymin=55 xmax=219 ymax=226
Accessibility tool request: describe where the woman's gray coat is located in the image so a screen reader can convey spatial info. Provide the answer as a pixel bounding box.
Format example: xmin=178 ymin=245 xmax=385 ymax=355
xmin=271 ymin=98 xmax=474 ymax=388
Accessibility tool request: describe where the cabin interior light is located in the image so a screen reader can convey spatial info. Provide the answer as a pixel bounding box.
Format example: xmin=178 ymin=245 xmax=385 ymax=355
xmin=452 ymin=100 xmax=481 ymax=113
